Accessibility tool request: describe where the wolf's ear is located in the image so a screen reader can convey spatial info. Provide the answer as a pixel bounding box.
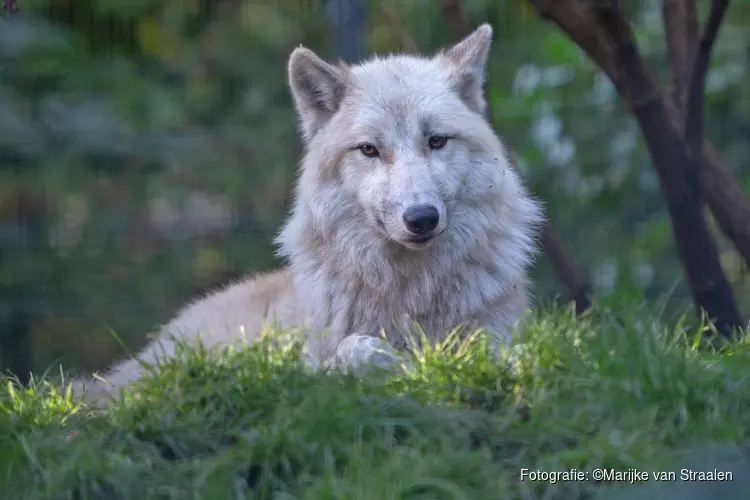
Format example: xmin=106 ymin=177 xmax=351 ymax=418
xmin=288 ymin=47 xmax=348 ymax=142
xmin=441 ymin=24 xmax=493 ymax=116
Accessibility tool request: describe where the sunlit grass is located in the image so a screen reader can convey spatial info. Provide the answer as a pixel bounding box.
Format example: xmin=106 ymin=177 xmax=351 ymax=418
xmin=3 ymin=304 xmax=750 ymax=499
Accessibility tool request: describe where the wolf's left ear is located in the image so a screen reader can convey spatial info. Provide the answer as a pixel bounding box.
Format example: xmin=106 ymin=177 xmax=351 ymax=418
xmin=441 ymin=24 xmax=493 ymax=116
xmin=288 ymin=47 xmax=349 ymax=143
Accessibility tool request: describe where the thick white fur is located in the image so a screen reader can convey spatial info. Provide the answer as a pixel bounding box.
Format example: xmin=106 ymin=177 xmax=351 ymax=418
xmin=71 ymin=24 xmax=544 ymax=404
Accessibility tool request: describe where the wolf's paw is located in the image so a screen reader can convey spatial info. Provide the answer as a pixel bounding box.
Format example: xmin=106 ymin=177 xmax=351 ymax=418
xmin=334 ymin=334 xmax=403 ymax=376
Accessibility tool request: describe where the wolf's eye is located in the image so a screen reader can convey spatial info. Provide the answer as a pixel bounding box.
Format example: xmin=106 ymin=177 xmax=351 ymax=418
xmin=359 ymin=144 xmax=380 ymax=158
xmin=428 ymin=136 xmax=448 ymax=150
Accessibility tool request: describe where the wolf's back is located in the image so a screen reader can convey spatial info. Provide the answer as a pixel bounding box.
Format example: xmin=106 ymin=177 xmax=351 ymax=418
xmin=70 ymin=268 xmax=299 ymax=405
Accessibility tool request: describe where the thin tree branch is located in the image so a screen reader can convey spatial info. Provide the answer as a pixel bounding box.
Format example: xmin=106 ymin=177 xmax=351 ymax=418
xmin=685 ymin=0 xmax=729 ymax=152
xmin=661 ymin=0 xmax=690 ymax=111
xmin=439 ymin=0 xmax=472 ymax=39
xmin=684 ymin=0 xmax=700 ymax=48
xmin=590 ymin=1 xmax=663 ymax=109
xmin=540 ymin=221 xmax=592 ymax=314
xmin=378 ymin=3 xmax=420 ymax=53
xmin=528 ymin=0 xmax=615 ymax=77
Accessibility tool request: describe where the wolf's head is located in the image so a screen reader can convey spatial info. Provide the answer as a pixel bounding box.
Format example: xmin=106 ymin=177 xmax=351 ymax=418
xmin=281 ymin=25 xmax=539 ymax=259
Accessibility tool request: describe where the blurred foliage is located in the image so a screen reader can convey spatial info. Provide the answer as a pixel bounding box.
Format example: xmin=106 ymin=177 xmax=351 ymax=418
xmin=0 ymin=0 xmax=750 ymax=376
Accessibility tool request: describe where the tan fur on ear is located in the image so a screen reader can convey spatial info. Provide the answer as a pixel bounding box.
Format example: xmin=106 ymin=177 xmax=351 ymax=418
xmin=288 ymin=47 xmax=350 ymax=143
xmin=440 ymin=24 xmax=493 ymax=115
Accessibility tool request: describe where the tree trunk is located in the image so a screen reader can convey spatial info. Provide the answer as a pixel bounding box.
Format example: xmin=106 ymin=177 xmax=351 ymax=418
xmin=529 ymin=0 xmax=742 ymax=335
xmin=628 ymin=93 xmax=741 ymax=335
xmin=601 ymin=0 xmax=741 ymax=335
xmin=529 ymin=0 xmax=750 ymax=269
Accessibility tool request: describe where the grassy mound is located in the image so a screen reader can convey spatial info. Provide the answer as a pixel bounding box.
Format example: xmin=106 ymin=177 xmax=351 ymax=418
xmin=3 ymin=305 xmax=750 ymax=499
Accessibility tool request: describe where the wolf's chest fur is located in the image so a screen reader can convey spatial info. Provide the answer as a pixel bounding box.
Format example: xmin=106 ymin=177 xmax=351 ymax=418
xmin=303 ymin=232 xmax=523 ymax=345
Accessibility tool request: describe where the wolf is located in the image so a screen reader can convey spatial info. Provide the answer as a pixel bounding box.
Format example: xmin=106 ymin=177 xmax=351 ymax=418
xmin=72 ymin=24 xmax=543 ymax=404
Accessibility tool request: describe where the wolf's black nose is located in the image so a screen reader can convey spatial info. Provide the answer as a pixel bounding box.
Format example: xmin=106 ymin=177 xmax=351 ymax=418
xmin=403 ymin=204 xmax=440 ymax=235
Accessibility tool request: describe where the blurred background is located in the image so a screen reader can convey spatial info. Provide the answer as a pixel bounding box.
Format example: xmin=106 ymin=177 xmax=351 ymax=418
xmin=1 ymin=0 xmax=749 ymax=381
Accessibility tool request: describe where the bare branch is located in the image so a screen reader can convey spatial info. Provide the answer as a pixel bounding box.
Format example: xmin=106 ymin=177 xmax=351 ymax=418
xmin=661 ymin=0 xmax=690 ymax=110
xmin=590 ymin=0 xmax=662 ymax=108
xmin=684 ymin=0 xmax=700 ymax=47
xmin=378 ymin=3 xmax=420 ymax=53
xmin=528 ymin=0 xmax=615 ymax=77
xmin=439 ymin=0 xmax=472 ymax=40
xmin=591 ymin=0 xmax=630 ymax=38
xmin=685 ymin=0 xmax=729 ymax=152
xmin=539 ymin=222 xmax=592 ymax=313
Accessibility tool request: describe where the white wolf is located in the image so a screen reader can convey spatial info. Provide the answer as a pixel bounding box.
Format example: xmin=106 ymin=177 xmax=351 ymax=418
xmin=72 ymin=24 xmax=543 ymax=404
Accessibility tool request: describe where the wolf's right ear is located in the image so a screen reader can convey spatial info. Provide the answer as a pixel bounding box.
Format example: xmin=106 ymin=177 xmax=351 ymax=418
xmin=288 ymin=47 xmax=348 ymax=143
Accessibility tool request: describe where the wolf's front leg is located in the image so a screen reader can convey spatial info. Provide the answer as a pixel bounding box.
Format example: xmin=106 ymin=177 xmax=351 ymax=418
xmin=333 ymin=334 xmax=403 ymax=376
xmin=302 ymin=332 xmax=402 ymax=376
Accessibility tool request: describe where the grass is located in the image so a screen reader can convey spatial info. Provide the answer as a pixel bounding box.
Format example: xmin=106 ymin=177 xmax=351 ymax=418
xmin=3 ymin=304 xmax=750 ymax=500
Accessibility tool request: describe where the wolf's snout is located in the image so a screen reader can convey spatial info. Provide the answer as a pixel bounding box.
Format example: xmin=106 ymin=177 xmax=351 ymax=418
xmin=402 ymin=204 xmax=440 ymax=235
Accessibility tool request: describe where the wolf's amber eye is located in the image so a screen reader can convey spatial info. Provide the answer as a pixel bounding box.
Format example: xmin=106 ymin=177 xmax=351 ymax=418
xmin=359 ymin=144 xmax=379 ymax=158
xmin=428 ymin=136 xmax=448 ymax=150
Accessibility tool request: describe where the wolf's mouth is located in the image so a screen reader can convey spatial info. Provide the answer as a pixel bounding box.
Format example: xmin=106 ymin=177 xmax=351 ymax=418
xmin=405 ymin=233 xmax=436 ymax=244
xmin=404 ymin=229 xmax=445 ymax=247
